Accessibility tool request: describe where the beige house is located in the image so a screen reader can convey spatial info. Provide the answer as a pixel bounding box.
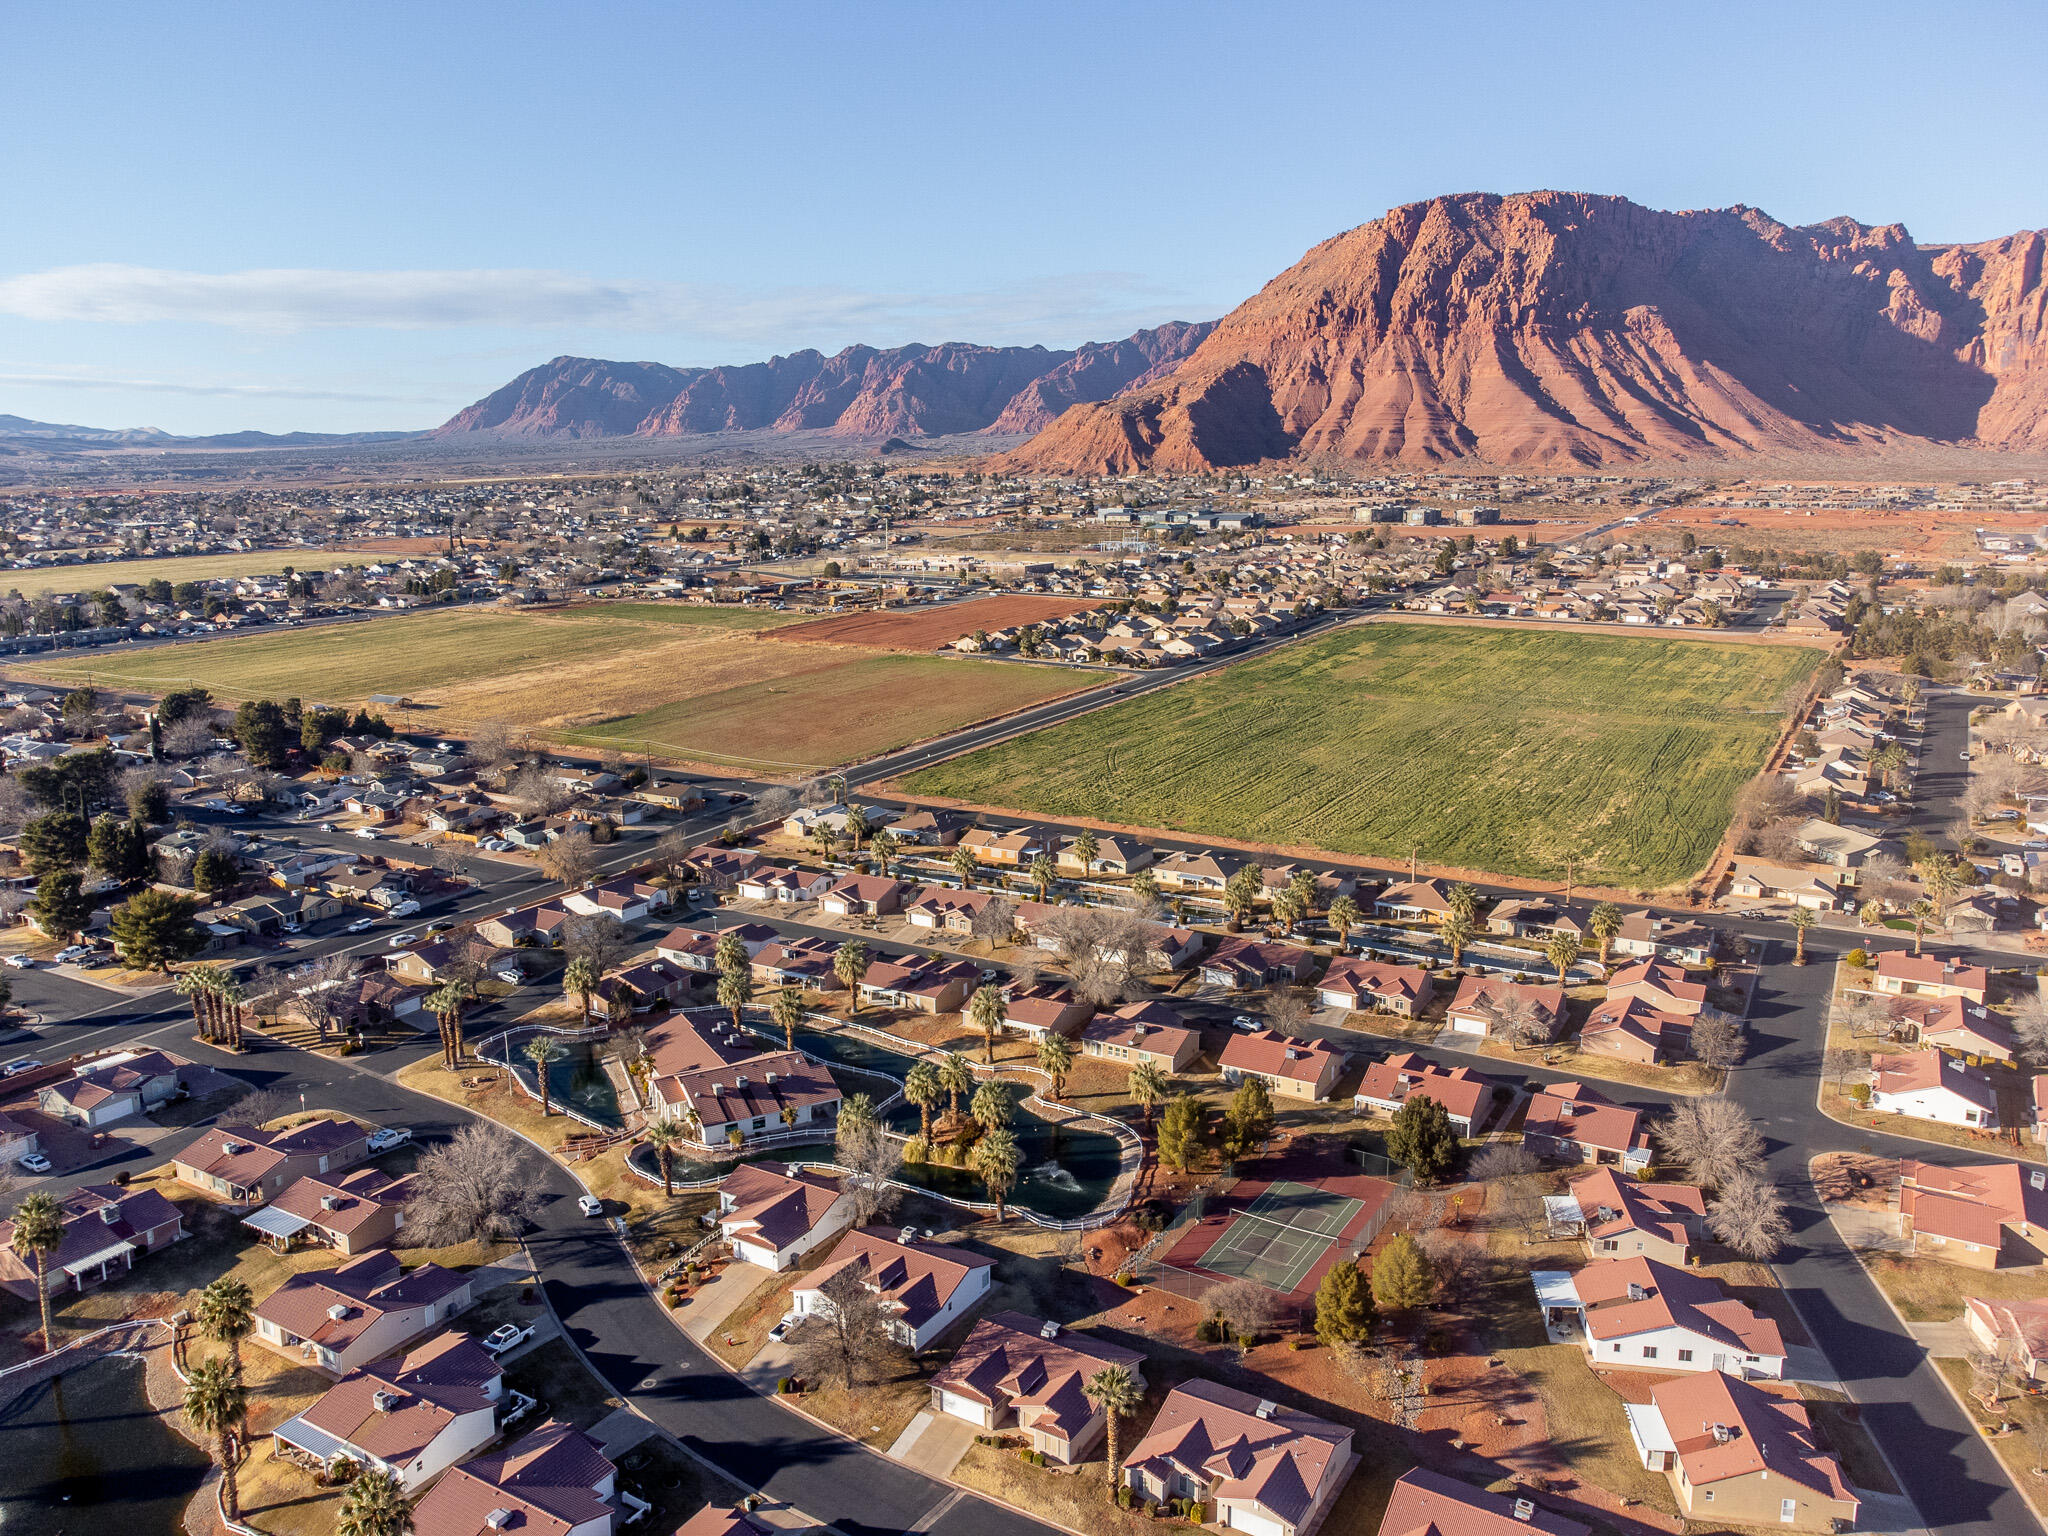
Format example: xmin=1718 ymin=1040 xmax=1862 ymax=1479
xmin=1625 ymin=1371 xmax=1857 ymax=1530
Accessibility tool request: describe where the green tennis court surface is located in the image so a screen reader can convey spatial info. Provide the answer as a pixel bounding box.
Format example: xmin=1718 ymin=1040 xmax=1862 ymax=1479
xmin=1194 ymin=1182 xmax=1367 ymax=1293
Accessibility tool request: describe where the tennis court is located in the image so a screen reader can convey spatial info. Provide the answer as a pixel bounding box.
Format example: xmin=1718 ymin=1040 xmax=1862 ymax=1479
xmin=1191 ymin=1179 xmax=1367 ymax=1294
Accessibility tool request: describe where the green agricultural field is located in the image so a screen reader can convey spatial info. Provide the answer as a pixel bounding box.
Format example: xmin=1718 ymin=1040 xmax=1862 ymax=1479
xmin=904 ymin=623 xmax=1825 ymax=887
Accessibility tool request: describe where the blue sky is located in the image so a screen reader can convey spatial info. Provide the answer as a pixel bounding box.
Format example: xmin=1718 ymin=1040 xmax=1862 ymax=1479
xmin=3 ymin=0 xmax=2042 ymax=435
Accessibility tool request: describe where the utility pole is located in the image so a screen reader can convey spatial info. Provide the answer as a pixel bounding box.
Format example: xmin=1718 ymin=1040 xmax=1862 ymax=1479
xmin=1409 ymin=845 xmax=1419 ymax=883
xmin=1563 ymin=856 xmax=1575 ymax=907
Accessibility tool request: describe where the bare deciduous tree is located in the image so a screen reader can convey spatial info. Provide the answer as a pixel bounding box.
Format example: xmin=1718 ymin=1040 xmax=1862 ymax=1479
xmin=405 ymin=1124 xmax=546 ymax=1246
xmin=1708 ymin=1173 xmax=1791 ymax=1260
xmin=785 ymin=1265 xmax=903 ymax=1388
xmin=562 ymin=912 xmax=632 ymax=977
xmin=1659 ymin=1095 xmax=1766 ymax=1191
xmin=1266 ymin=987 xmax=1314 ymax=1034
xmin=228 ymin=1085 xmax=298 ymax=1129
xmin=1468 ymin=1143 xmax=1546 ymax=1237
xmin=833 ymin=1114 xmax=904 ymax=1227
xmin=754 ymin=786 xmax=798 ymax=823
xmin=538 ymin=829 xmax=599 ymax=889
xmin=507 ymin=766 xmax=572 ymax=818
xmin=1689 ymin=1008 xmax=1748 ymax=1070
xmin=464 ymin=719 xmax=514 ymax=769
xmin=970 ymin=896 xmax=1018 ymax=946
xmin=1204 ymin=1278 xmax=1274 ymax=1354
xmin=291 ymin=952 xmax=361 ymax=1041
xmin=2011 ymin=989 xmax=2048 ymax=1066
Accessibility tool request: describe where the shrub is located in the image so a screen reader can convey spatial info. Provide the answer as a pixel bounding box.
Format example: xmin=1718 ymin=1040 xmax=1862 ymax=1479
xmin=1236 ymin=1332 xmax=1257 ymax=1350
xmin=1116 ymin=1485 xmax=1135 ymax=1509
xmin=1847 ymin=1083 xmax=1872 ymax=1104
xmin=1196 ymin=1317 xmax=1223 ymax=1343
xmin=1846 ymin=948 xmax=1870 ymax=969
xmin=1115 ymin=1270 xmax=1135 ymax=1287
xmin=1289 ymin=1337 xmax=1311 ymax=1350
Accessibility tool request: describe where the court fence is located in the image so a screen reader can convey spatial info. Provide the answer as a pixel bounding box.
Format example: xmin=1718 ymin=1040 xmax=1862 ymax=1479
xmin=1129 ymin=1176 xmax=1401 ymax=1331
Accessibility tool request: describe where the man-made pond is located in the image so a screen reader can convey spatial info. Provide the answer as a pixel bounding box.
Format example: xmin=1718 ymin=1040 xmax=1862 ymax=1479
xmin=498 ymin=1036 xmax=625 ymax=1129
xmin=626 ymin=1022 xmax=1127 ymax=1222
xmin=0 ymin=1353 xmax=210 ymax=1536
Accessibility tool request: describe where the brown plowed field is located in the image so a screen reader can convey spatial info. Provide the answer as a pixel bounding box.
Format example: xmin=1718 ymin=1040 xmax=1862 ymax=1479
xmin=771 ymin=594 xmax=1104 ymax=651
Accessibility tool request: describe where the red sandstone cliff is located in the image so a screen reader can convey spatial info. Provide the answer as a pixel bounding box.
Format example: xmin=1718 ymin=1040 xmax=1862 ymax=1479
xmin=1002 ymin=192 xmax=2048 ymax=471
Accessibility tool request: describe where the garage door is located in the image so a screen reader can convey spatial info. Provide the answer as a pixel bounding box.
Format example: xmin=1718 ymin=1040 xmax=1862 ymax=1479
xmin=1223 ymin=1506 xmax=1286 ymax=1536
xmin=939 ymin=1391 xmax=984 ymax=1426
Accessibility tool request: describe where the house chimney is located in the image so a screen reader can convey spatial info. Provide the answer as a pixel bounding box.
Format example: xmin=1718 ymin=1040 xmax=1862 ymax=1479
xmin=101 ymin=1205 xmax=120 ymax=1226
xmin=1710 ymin=1423 xmax=1732 ymax=1443
xmin=1627 ymin=1282 xmax=1647 ymax=1301
xmin=1512 ymin=1499 xmax=1535 ymax=1522
xmin=1254 ymin=1399 xmax=1276 ymax=1420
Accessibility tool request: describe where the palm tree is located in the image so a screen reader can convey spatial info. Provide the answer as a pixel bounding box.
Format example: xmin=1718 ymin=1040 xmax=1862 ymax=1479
xmin=1036 ymin=1033 xmax=1074 ymax=1100
xmin=337 ymin=1467 xmax=412 ymax=1536
xmin=939 ymin=1051 xmax=973 ymax=1123
xmin=1438 ymin=909 xmax=1475 ymax=968
xmin=1870 ymin=742 xmax=1908 ymax=794
xmin=869 ymin=829 xmax=898 ymax=878
xmin=971 ymin=1125 xmax=1021 ymax=1220
xmin=950 ymin=845 xmax=979 ymax=889
xmin=1858 ymin=899 xmax=1884 ymax=929
xmin=562 ymin=957 xmax=599 ymax=1029
xmin=969 ymin=984 xmax=1005 ymax=1064
xmin=214 ymin=972 xmax=248 ymax=1051
xmin=175 ymin=966 xmax=220 ymax=1043
xmin=1083 ymin=1363 xmax=1141 ymax=1501
xmin=524 ymin=1036 xmax=568 ymax=1115
xmin=1589 ymin=901 xmax=1623 ymax=968
xmin=1028 ymin=853 xmax=1057 ymax=903
xmin=1544 ymin=930 xmax=1581 ymax=985
xmin=717 ymin=965 xmax=754 ymax=1030
xmin=1788 ymin=906 xmax=1816 ymax=966
xmin=427 ymin=979 xmax=472 ymax=1069
xmin=833 ymin=940 xmax=870 ymax=1013
xmin=1071 ymin=830 xmax=1099 ymax=879
xmin=845 ymin=806 xmax=870 ymax=853
xmin=971 ymin=1078 xmax=1013 ymax=1133
xmin=184 ymin=1357 xmax=248 ymax=1525
xmin=1918 ymin=854 xmax=1964 ymax=928
xmin=1130 ymin=870 xmax=1160 ymax=907
xmin=904 ymin=1060 xmax=942 ymax=1141
xmin=772 ymin=987 xmax=806 ymax=1051
xmin=1127 ymin=1061 xmax=1169 ymax=1128
xmin=1909 ymin=899 xmax=1936 ymax=955
xmin=11 ymin=1192 xmax=63 ymax=1353
xmin=1269 ymin=888 xmax=1304 ymax=934
xmin=642 ymin=1118 xmax=685 ymax=1197
xmin=196 ymin=1275 xmax=254 ymax=1396
xmin=1328 ymin=895 xmax=1361 ymax=949
xmin=1447 ymin=882 xmax=1481 ymax=923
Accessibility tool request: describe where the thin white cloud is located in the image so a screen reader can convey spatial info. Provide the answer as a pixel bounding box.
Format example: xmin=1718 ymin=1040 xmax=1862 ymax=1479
xmin=0 ymin=369 xmax=432 ymax=404
xmin=0 ymin=263 xmax=1194 ymax=346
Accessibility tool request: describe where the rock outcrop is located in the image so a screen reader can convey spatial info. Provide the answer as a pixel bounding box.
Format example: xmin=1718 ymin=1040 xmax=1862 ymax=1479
xmin=1002 ymin=192 xmax=2048 ymax=471
xmin=435 ymin=323 xmax=1214 ymax=441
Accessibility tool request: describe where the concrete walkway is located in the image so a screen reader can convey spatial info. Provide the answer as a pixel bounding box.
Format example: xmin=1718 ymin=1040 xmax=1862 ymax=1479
xmin=889 ymin=1408 xmax=977 ymax=1478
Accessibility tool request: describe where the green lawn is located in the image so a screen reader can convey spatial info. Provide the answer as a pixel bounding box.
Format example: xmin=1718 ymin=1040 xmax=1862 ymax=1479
xmin=904 ymin=623 xmax=1822 ymax=887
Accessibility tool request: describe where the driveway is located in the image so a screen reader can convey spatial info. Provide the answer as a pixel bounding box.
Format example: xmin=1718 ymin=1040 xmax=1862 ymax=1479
xmin=889 ymin=1408 xmax=978 ymax=1478
xmin=677 ymin=1258 xmax=778 ymax=1345
xmin=1824 ymin=1202 xmax=1909 ymax=1256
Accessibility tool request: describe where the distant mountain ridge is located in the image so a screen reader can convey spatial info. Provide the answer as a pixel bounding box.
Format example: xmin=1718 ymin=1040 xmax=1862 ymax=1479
xmin=1001 ymin=191 xmax=2048 ymax=471
xmin=0 ymin=414 xmax=418 ymax=450
xmin=434 ymin=321 xmax=1216 ymax=441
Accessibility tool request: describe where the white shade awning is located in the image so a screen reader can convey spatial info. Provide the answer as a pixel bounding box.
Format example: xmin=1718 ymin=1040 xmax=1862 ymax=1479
xmin=241 ymin=1206 xmax=314 ymax=1241
xmin=61 ymin=1239 xmax=135 ymax=1277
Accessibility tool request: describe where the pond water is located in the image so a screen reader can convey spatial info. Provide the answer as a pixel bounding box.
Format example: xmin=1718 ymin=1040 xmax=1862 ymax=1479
xmin=0 ymin=1353 xmax=210 ymax=1536
xmin=500 ymin=1037 xmax=625 ymax=1129
xmin=627 ymin=1023 xmax=1126 ymax=1221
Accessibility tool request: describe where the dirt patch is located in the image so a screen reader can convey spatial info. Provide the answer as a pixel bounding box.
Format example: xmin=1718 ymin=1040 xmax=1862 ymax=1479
xmin=771 ymin=595 xmax=1106 ymax=651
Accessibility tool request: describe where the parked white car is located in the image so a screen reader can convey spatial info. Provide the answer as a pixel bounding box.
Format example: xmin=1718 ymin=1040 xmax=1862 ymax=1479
xmin=577 ymin=1195 xmax=605 ymax=1217
xmin=366 ymin=1126 xmax=412 ymax=1153
xmin=4 ymin=954 xmax=34 ymax=969
xmin=17 ymin=1152 xmax=51 ymax=1174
